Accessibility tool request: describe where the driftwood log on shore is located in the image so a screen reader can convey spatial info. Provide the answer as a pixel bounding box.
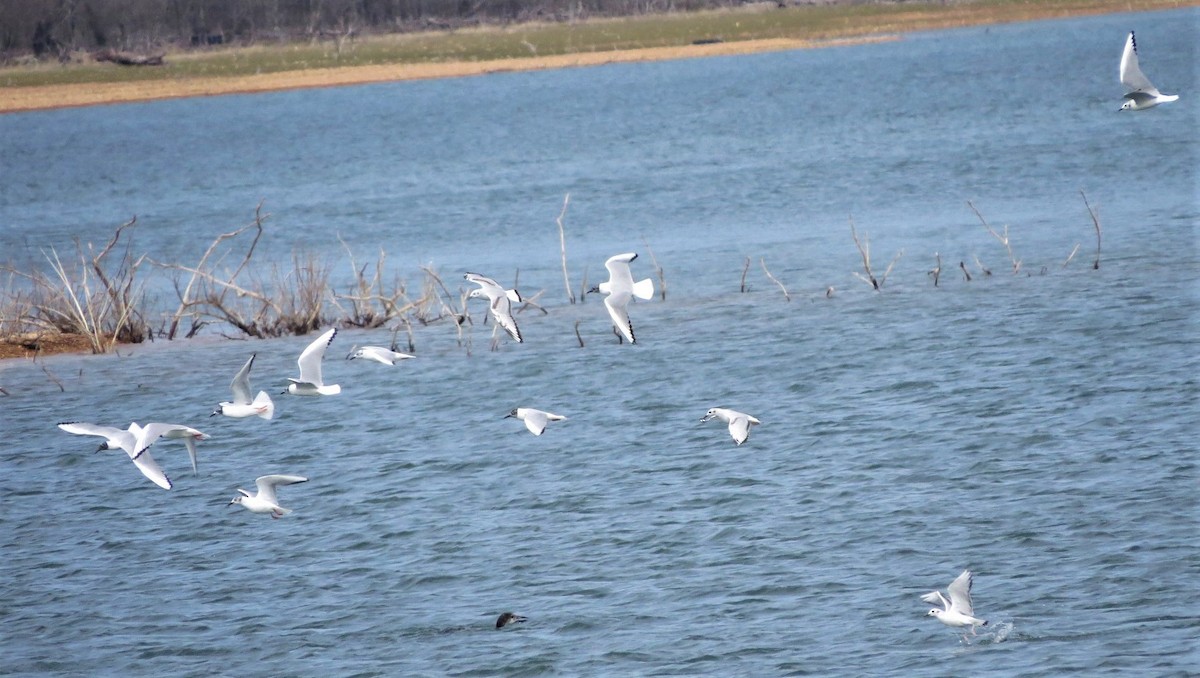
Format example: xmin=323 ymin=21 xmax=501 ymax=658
xmin=92 ymin=50 xmax=165 ymax=66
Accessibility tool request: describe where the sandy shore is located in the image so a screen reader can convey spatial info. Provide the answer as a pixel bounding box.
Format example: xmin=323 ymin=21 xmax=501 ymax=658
xmin=1 ymin=37 xmax=889 ymax=113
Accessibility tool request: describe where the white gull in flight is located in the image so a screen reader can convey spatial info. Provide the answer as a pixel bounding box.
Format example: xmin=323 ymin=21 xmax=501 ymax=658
xmin=923 ymin=569 xmax=989 ymax=638
xmin=212 ymin=353 xmax=275 ymax=419
xmin=285 ymin=327 xmax=341 ymax=395
xmin=700 ymin=408 xmax=760 ymax=446
xmin=229 ymin=474 xmax=308 ymax=518
xmin=1120 ymin=31 xmax=1177 ymax=111
xmin=505 ymin=407 xmax=567 ymax=436
xmin=592 ymin=252 xmax=654 ymax=344
xmin=464 ymin=272 xmax=523 ymax=343
xmin=58 ymin=422 xmax=172 ymax=490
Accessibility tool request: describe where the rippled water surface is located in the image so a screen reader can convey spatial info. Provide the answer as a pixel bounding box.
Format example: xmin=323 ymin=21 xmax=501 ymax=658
xmin=2 ymin=9 xmax=1198 ymax=676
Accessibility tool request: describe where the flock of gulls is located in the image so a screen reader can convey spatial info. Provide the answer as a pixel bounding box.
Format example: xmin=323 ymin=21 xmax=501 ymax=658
xmin=48 ymin=28 xmax=1174 ymax=636
xmin=53 ymin=250 xmax=985 ymax=637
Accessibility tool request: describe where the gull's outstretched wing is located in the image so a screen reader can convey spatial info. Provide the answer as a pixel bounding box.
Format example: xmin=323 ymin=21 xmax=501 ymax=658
xmin=255 ymin=474 xmax=308 ymax=505
xmin=604 ymin=293 xmax=636 ymax=344
xmin=297 ymin=328 xmax=337 ymax=385
xmin=1120 ymin=31 xmax=1160 ymax=95
xmin=230 ymin=354 xmax=257 ymax=405
xmin=946 ymin=570 xmax=975 ymax=616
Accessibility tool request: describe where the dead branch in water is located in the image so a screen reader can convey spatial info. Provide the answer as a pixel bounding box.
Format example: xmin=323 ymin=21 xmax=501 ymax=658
xmin=1062 ymin=244 xmax=1081 ymax=268
xmin=573 ymin=320 xmax=585 ymax=348
xmin=968 ymin=201 xmax=1020 ymax=274
xmin=41 ymin=363 xmax=64 ymax=392
xmin=760 ymin=258 xmax=790 ymax=301
xmin=849 ymin=217 xmax=902 ymax=290
xmin=556 ymin=194 xmax=575 ymax=304
xmin=332 ymin=234 xmax=415 ymax=328
xmin=740 ymin=257 xmax=750 ymax=292
xmin=959 ymin=261 xmax=972 ymax=282
xmin=517 ymin=289 xmax=548 ymax=315
xmin=973 ymin=255 xmax=992 ymax=277
xmin=928 ymin=252 xmax=942 ymax=287
xmin=642 ymin=237 xmax=666 ymax=301
xmin=158 ymin=203 xmax=265 ymax=340
xmin=1080 ymin=190 xmax=1102 ymax=270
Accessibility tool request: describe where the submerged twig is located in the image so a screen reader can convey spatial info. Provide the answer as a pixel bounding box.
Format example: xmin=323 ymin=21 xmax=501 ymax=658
xmin=1080 ymin=190 xmax=1102 ymax=270
xmin=556 ymin=194 xmax=575 ymax=304
xmin=642 ymin=237 xmax=666 ymax=301
xmin=760 ymin=258 xmax=790 ymax=301
xmin=968 ymin=201 xmax=1020 ymax=274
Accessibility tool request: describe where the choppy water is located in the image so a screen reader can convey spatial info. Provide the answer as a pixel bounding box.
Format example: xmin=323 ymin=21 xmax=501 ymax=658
xmin=2 ymin=8 xmax=1198 ymax=676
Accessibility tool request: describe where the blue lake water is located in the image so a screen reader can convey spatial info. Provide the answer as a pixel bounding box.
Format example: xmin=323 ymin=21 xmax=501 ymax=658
xmin=1 ymin=8 xmax=1198 ymax=676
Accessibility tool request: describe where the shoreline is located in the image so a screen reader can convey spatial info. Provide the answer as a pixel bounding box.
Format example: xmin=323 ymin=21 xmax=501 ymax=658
xmin=2 ymin=1 xmax=1192 ymax=114
xmin=0 ymin=37 xmax=888 ymax=114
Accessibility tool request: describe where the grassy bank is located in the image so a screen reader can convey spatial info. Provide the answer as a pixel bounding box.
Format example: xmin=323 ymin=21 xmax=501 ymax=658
xmin=1 ymin=0 xmax=1192 ymax=112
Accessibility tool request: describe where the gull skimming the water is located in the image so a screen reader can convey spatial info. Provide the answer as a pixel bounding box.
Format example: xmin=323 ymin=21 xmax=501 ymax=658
xmin=348 ymin=345 xmax=415 ymax=365
xmin=464 ymin=272 xmax=523 ymax=343
xmin=58 ymin=422 xmax=172 ymax=490
xmin=591 ymin=252 xmax=654 ymax=344
xmin=1120 ymin=31 xmax=1177 ymax=111
xmin=700 ymin=408 xmax=761 ymax=446
xmin=212 ymin=353 xmax=274 ymax=419
xmin=229 ymin=474 xmax=308 ymax=518
xmin=285 ymin=328 xmax=341 ymax=396
xmin=496 ymin=612 xmax=527 ymax=629
xmin=923 ymin=569 xmax=989 ymax=639
xmin=505 ymin=408 xmax=567 ymax=436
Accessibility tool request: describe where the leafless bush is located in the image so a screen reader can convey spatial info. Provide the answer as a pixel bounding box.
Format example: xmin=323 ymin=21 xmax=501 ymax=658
xmin=154 ymin=206 xmax=331 ymax=337
xmin=4 ymin=218 xmax=151 ymax=353
xmin=329 ymin=234 xmax=420 ymax=329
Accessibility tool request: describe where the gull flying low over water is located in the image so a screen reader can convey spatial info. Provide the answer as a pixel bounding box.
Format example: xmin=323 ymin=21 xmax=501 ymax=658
xmin=57 ymin=422 xmax=172 ymax=490
xmin=348 ymin=345 xmax=415 ymax=366
xmin=923 ymin=569 xmax=989 ymax=638
xmin=700 ymin=408 xmax=761 ymax=446
xmin=464 ymin=272 xmax=523 ymax=343
xmin=229 ymin=474 xmax=308 ymax=518
xmin=592 ymin=252 xmax=654 ymax=344
xmin=496 ymin=612 xmax=527 ymax=629
xmin=212 ymin=353 xmax=274 ymax=419
xmin=132 ymin=423 xmax=211 ymax=476
xmin=1120 ymin=31 xmax=1177 ymax=111
xmin=505 ymin=407 xmax=567 ymax=436
xmin=285 ymin=327 xmax=341 ymax=396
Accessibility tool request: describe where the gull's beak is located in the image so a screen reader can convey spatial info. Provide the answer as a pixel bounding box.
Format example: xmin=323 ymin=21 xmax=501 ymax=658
xmin=95 ymin=443 xmax=107 ymax=452
xmin=586 ymin=285 xmax=599 ymax=294
xmin=209 ymin=408 xmax=219 ymax=417
xmin=503 ymin=412 xmax=515 ymax=419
